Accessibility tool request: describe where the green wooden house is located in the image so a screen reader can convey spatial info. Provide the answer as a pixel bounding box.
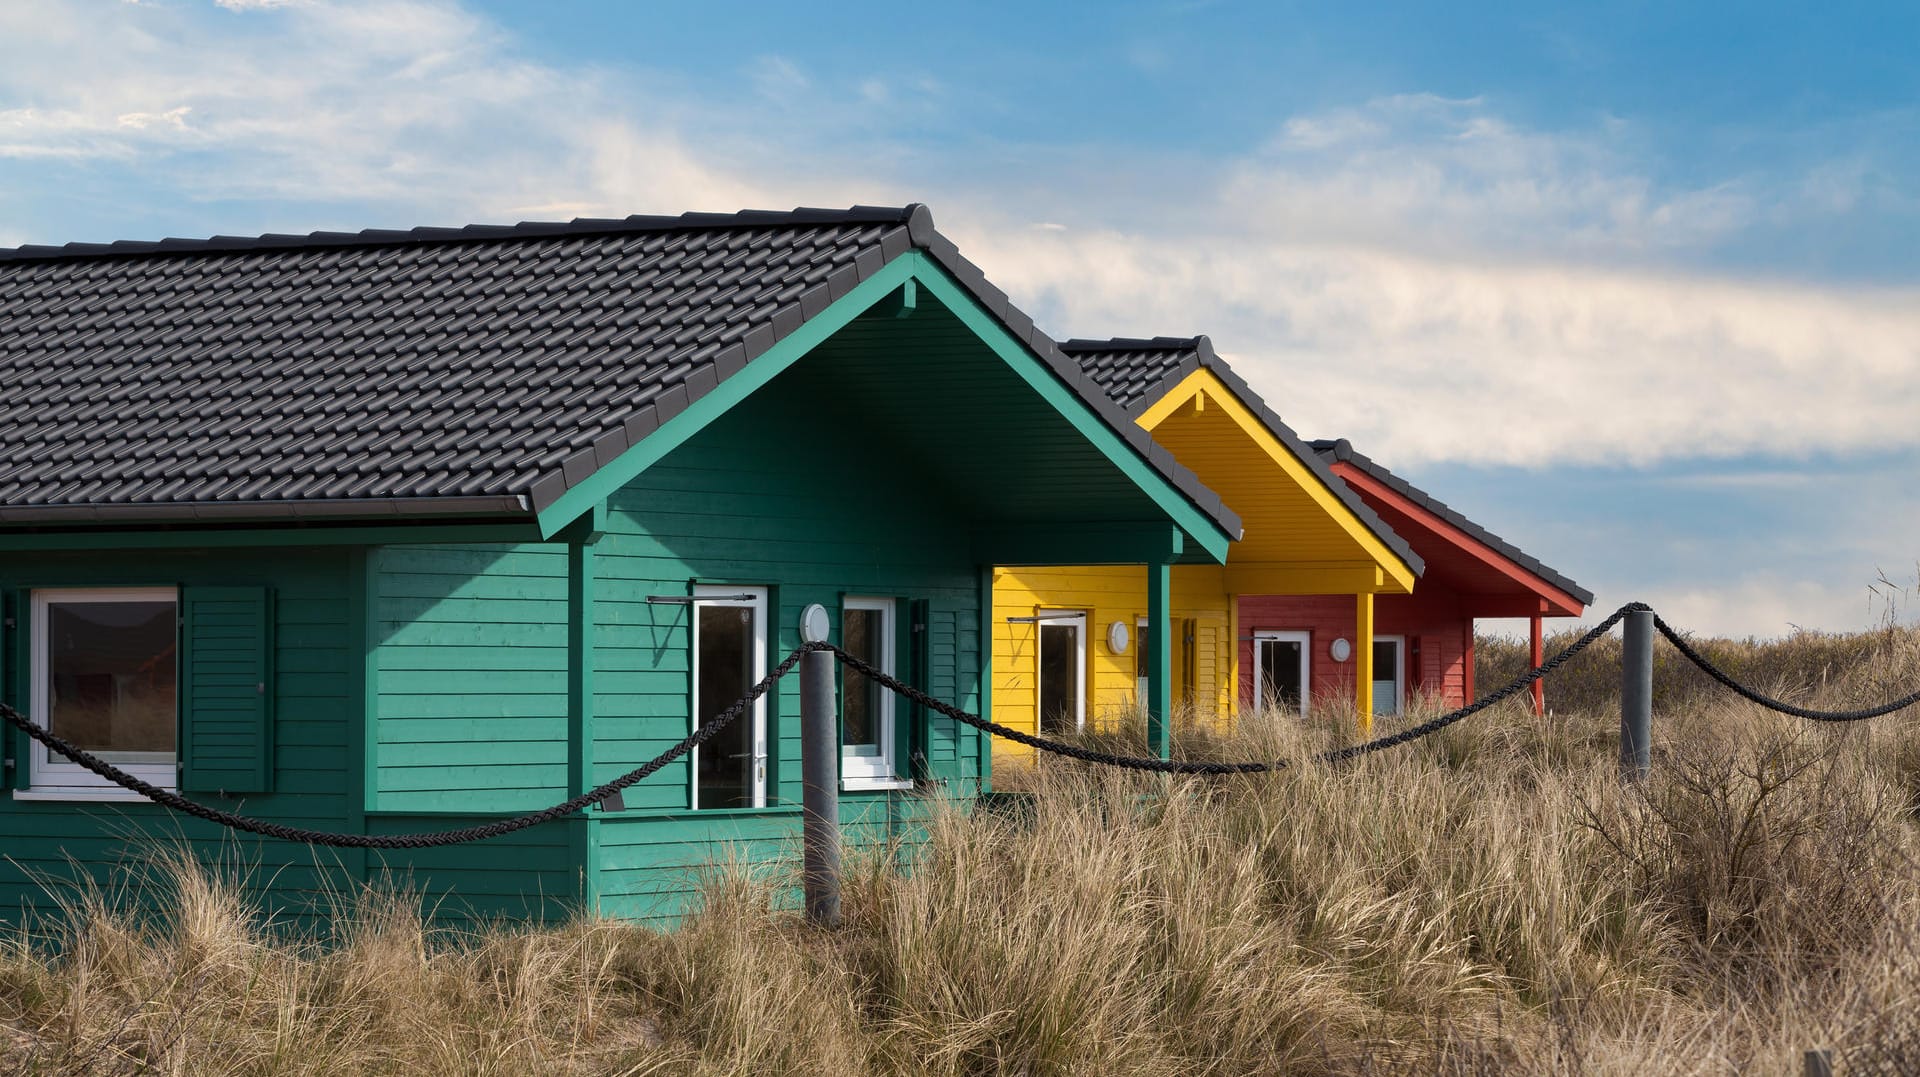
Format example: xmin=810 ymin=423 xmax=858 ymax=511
xmin=0 ymin=205 xmax=1240 ymax=927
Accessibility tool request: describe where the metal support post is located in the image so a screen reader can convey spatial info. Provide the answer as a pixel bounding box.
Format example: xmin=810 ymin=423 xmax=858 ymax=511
xmin=800 ymin=647 xmax=842 ymax=927
xmin=1620 ymin=607 xmax=1653 ymax=781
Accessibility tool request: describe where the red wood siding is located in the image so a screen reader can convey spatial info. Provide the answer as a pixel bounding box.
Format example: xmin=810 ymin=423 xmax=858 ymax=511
xmin=1238 ymin=586 xmax=1476 ymax=710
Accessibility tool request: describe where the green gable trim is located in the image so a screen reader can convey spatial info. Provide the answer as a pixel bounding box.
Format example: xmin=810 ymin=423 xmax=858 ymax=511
xmin=904 ymin=255 xmax=1233 ymax=564
xmin=534 ymin=256 xmax=920 ymax=538
xmin=536 ymin=251 xmax=1235 ymax=563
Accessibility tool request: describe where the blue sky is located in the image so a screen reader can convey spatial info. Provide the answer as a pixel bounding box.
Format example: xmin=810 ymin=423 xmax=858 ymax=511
xmin=3 ymin=0 xmax=1916 ymax=637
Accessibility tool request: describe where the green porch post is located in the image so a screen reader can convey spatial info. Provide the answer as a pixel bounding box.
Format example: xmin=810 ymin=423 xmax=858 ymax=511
xmin=564 ymin=510 xmax=604 ymax=912
xmin=1146 ymin=561 xmax=1173 ymax=758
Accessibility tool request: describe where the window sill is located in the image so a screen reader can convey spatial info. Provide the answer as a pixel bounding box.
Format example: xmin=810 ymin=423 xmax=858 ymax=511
xmin=13 ymin=787 xmax=172 ymax=804
xmin=842 ymin=777 xmax=914 ymax=793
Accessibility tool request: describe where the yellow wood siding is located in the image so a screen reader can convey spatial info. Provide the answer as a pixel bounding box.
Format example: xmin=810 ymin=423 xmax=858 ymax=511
xmin=991 ymin=564 xmax=1234 ymax=762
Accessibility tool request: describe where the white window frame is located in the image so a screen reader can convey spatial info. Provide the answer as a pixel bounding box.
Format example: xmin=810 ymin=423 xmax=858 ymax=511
xmin=1372 ymin=634 xmax=1407 ymax=717
xmin=1036 ymin=611 xmax=1087 ymax=734
xmin=1251 ymin=630 xmax=1311 ymax=718
xmin=839 ymin=597 xmax=907 ymax=791
xmin=25 ymin=586 xmax=179 ymax=800
xmin=689 ymin=585 xmax=768 ymax=810
xmin=1133 ymin=617 xmax=1150 ymax=704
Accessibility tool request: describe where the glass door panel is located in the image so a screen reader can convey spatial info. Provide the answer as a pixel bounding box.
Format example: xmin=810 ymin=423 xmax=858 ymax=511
xmin=694 ymin=589 xmax=766 ymax=808
xmin=1372 ymin=637 xmax=1403 ymax=717
xmin=1037 ymin=616 xmax=1084 ymax=736
xmin=1253 ymin=631 xmax=1309 ymax=717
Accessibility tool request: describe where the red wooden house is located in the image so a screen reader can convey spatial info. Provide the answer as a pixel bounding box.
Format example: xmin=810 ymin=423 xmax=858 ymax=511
xmin=1239 ymin=438 xmax=1591 ymax=717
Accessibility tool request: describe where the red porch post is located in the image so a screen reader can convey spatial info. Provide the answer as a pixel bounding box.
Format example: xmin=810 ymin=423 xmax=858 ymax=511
xmin=1529 ymin=613 xmax=1545 ymax=715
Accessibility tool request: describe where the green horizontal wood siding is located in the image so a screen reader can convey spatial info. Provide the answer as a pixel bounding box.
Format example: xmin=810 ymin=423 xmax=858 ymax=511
xmin=587 ymin=350 xmax=989 ymax=917
xmin=0 ymin=548 xmax=357 ymax=930
xmin=369 ymin=543 xmax=571 ymax=813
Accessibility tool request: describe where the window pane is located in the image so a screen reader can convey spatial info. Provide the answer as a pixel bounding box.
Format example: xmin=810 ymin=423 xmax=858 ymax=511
xmin=1258 ymin=639 xmax=1303 ymax=713
xmin=1038 ymin=623 xmax=1078 ymax=735
xmin=48 ymin=600 xmax=176 ymax=760
xmin=696 ymin=604 xmax=755 ymax=809
xmin=1372 ymin=640 xmax=1398 ymax=680
xmin=843 ymin=607 xmax=884 ymax=752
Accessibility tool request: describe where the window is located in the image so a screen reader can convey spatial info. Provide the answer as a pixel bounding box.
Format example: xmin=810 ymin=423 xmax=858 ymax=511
xmin=691 ymin=586 xmax=767 ymax=809
xmin=840 ymin=597 xmax=905 ymax=790
xmin=1036 ymin=613 xmax=1086 ymax=735
xmin=29 ymin=588 xmax=179 ymax=797
xmin=1252 ymin=631 xmax=1309 ymax=717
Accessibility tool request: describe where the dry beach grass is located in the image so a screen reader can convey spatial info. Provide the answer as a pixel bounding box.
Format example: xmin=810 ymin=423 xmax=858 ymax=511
xmin=3 ymin=624 xmax=1919 ymax=1075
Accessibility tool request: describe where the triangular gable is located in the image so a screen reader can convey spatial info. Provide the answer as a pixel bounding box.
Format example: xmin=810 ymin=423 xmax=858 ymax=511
xmin=1063 ymin=337 xmax=1420 ymax=592
xmin=1314 ymin=439 xmax=1590 ymax=615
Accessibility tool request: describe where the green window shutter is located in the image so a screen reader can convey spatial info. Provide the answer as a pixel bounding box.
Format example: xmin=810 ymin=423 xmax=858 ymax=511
xmin=4 ymin=589 xmax=26 ymax=791
xmin=906 ymin=599 xmax=931 ymax=781
xmin=180 ymin=586 xmax=275 ymax=795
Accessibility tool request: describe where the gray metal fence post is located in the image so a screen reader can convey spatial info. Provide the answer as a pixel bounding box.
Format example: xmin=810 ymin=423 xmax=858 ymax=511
xmin=1620 ymin=607 xmax=1653 ymax=782
xmin=800 ymin=647 xmax=842 ymax=927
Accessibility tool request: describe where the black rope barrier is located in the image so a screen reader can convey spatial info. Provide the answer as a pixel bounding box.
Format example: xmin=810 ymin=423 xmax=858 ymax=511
xmin=826 ymin=603 xmax=1646 ymax=774
xmin=0 ymin=644 xmax=808 ymax=849
xmin=4 ymin=600 xmax=1915 ymax=846
xmin=1651 ymin=614 xmax=1920 ymax=722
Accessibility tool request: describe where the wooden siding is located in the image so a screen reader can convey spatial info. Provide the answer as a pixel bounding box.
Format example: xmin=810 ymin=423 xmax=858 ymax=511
xmin=990 ymin=564 xmax=1232 ymax=762
xmin=0 ymin=548 xmax=364 ymax=929
xmin=1138 ymin=372 xmax=1414 ymax=589
xmin=1237 ymin=588 xmax=1473 ymax=711
xmin=589 ymin=355 xmax=988 ymax=913
xmin=370 ymin=543 xmax=570 ymax=812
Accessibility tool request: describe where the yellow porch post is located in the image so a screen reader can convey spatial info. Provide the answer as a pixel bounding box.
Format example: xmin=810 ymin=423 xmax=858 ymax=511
xmin=1355 ymin=592 xmax=1374 ymax=737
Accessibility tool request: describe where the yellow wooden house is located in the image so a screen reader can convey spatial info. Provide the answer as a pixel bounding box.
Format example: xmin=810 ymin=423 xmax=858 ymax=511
xmin=992 ymin=337 xmax=1423 ymax=757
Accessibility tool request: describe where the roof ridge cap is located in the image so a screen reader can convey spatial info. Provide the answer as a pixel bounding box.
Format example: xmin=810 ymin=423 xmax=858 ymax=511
xmin=0 ymin=204 xmax=921 ymax=264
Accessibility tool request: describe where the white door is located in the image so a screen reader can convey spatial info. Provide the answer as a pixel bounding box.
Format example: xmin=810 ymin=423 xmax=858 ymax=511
xmin=1036 ymin=613 xmax=1086 ymax=735
xmin=1372 ymin=635 xmax=1406 ymax=717
xmin=1252 ymin=631 xmax=1310 ymax=717
xmin=691 ymin=586 xmax=767 ymax=809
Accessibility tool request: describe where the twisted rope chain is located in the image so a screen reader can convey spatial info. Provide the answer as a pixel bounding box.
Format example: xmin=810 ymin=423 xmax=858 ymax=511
xmin=0 ymin=644 xmax=807 ymax=849
xmin=825 ymin=603 xmax=1643 ymax=774
xmin=5 ymin=601 xmax=1914 ymax=845
xmin=1651 ymin=614 xmax=1920 ymax=722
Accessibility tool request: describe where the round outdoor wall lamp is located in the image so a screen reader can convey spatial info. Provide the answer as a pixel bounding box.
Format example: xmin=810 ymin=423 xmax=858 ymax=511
xmin=799 ymin=603 xmax=831 ymax=644
xmin=1106 ymin=620 xmax=1131 ymax=655
xmin=1329 ymin=638 xmax=1353 ymax=663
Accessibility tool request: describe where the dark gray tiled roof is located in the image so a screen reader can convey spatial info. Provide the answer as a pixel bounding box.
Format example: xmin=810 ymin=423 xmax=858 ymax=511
xmin=0 ymin=206 xmax=1239 ymax=538
xmin=1060 ymin=336 xmax=1198 ymax=412
xmin=1311 ymin=439 xmax=1593 ymax=606
xmin=1060 ymin=336 xmax=1423 ymax=577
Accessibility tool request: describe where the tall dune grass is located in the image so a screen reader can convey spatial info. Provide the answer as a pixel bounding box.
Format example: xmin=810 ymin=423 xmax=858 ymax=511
xmin=4 ymin=626 xmax=1919 ymax=1074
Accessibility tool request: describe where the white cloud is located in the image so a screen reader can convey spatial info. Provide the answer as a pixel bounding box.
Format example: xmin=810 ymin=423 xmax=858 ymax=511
xmin=2 ymin=4 xmax=1914 ymax=484
xmin=0 ymin=0 xmax=843 ymax=227
xmin=959 ymin=225 xmax=1920 ymax=469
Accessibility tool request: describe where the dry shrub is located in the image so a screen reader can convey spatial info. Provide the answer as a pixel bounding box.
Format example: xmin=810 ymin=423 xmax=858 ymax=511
xmin=2 ymin=626 xmax=1919 ymax=1074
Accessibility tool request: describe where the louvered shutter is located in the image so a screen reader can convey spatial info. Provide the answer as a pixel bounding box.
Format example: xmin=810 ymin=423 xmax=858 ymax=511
xmin=179 ymin=586 xmax=275 ymax=795
xmin=4 ymin=589 xmax=25 ymax=791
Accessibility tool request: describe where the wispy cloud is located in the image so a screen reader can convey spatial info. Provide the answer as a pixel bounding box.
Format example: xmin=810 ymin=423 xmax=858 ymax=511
xmin=2 ymin=2 xmax=1914 ymax=482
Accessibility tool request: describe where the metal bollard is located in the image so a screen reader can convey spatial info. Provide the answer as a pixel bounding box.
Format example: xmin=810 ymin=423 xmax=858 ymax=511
xmin=800 ymin=647 xmax=842 ymax=927
xmin=1620 ymin=607 xmax=1653 ymax=781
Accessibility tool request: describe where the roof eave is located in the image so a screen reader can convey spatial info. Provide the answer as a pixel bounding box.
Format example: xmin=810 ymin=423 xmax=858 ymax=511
xmin=0 ymin=494 xmax=532 ymax=526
